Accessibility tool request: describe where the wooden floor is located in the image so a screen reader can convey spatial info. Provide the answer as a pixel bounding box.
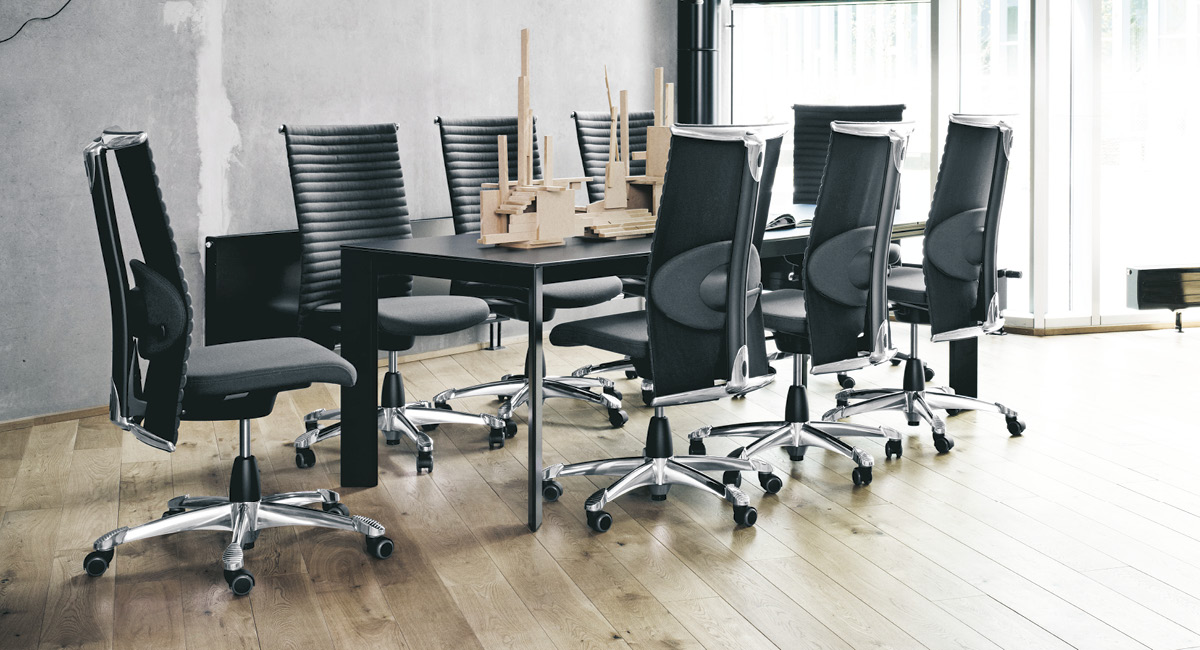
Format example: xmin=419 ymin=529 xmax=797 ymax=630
xmin=3 ymin=326 xmax=1200 ymax=649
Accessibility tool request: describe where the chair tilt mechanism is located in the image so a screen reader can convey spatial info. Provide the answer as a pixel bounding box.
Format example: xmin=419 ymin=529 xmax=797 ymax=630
xmin=83 ymin=131 xmax=392 ymax=597
xmin=688 ymin=121 xmax=913 ymax=486
xmin=541 ymin=124 xmax=790 ymax=532
xmin=825 ymin=115 xmax=1027 ymax=452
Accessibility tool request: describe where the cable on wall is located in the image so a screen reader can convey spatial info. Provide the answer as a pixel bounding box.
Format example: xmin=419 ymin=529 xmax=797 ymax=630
xmin=0 ymin=0 xmax=74 ymax=44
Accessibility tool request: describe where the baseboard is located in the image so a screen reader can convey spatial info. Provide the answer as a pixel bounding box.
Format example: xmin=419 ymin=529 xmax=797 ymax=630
xmin=378 ymin=342 xmax=489 ymax=366
xmin=1005 ymin=320 xmax=1199 ymax=336
xmin=0 ymin=405 xmax=110 ymax=434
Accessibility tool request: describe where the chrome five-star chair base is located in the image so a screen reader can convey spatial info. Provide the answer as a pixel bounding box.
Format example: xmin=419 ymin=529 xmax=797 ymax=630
xmin=295 ymin=352 xmax=509 ymax=473
xmin=688 ymin=353 xmax=901 ymax=487
xmin=86 ymin=420 xmax=393 ymax=596
xmin=433 ymin=368 xmax=628 ymax=429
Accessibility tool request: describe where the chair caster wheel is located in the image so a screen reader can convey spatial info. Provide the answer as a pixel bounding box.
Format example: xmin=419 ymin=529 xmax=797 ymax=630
xmin=1006 ymin=416 xmax=1026 ymax=436
xmin=224 ymin=568 xmax=255 ymax=596
xmin=162 ymin=507 xmax=186 ymax=519
xmin=603 ymin=386 xmax=623 ymax=401
xmin=587 ymin=510 xmax=612 ymax=533
xmin=542 ymin=480 xmax=563 ymax=502
xmin=322 ymin=502 xmax=350 ymax=517
xmin=504 ymin=420 xmax=519 ymax=439
xmin=722 ymin=471 xmax=743 ymax=488
xmin=84 ymin=549 xmax=114 ymax=577
xmin=885 ymin=439 xmax=903 ymax=460
xmin=933 ymin=434 xmax=955 ymax=453
xmin=924 ymin=366 xmax=935 ymax=381
xmin=422 ymin=423 xmax=439 ymax=432
xmin=890 ymin=358 xmax=902 ymax=366
xmin=641 ymin=389 xmax=654 ymax=405
xmin=838 ymin=373 xmax=856 ymax=389
xmin=625 ymin=370 xmax=638 ymax=379
xmin=501 ymin=374 xmax=514 ymax=381
xmin=366 ymin=535 xmax=394 ymax=559
xmin=836 ymin=398 xmax=849 ymax=409
xmin=688 ymin=439 xmax=707 ymax=455
xmin=945 ymin=409 xmax=963 ymax=417
xmin=416 ymin=450 xmax=434 ymax=473
xmin=608 ymin=409 xmax=628 ymax=428
xmin=434 ymin=401 xmax=452 ymax=410
xmin=852 ymin=466 xmax=873 ymax=486
xmin=295 ymin=447 xmax=316 ymax=469
xmin=733 ymin=505 xmax=758 ymax=527
xmin=759 ymin=473 xmax=783 ymax=494
xmin=784 ymin=445 xmax=806 ymax=461
xmin=488 ymin=427 xmax=506 ymax=450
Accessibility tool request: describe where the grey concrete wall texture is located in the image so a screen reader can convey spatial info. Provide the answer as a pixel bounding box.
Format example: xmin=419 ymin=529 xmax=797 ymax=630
xmin=0 ymin=0 xmax=676 ymax=422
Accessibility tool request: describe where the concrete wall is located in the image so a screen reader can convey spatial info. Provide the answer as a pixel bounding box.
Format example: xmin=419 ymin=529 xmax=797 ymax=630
xmin=0 ymin=0 xmax=675 ymax=422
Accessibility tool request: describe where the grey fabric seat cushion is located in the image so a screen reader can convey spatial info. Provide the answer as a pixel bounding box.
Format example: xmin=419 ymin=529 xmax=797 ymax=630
xmin=887 ymin=266 xmax=929 ymax=307
xmin=315 ymin=295 xmax=490 ymax=337
xmin=549 ymin=310 xmax=649 ymax=359
xmin=761 ymin=289 xmax=809 ymax=335
xmin=185 ymin=337 xmax=356 ymax=399
xmin=458 ymin=276 xmax=623 ymax=309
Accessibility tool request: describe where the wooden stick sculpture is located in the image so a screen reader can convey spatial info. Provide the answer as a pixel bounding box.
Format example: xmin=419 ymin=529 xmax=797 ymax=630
xmin=477 ymin=29 xmax=589 ymax=248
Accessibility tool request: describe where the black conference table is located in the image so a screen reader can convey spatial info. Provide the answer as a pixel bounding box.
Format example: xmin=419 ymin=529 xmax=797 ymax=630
xmin=339 ymin=211 xmax=955 ymax=531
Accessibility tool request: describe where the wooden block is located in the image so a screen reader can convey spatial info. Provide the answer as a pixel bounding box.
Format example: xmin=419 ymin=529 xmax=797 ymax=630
xmin=521 ymin=28 xmax=530 ymax=77
xmin=620 ymin=90 xmax=630 ymax=174
xmin=646 ymin=125 xmax=672 ymax=178
xmin=478 ymin=189 xmax=503 ymax=236
xmin=533 ymin=188 xmax=579 ymax=241
xmin=652 ymin=183 xmax=664 ymax=215
xmin=603 ymin=161 xmax=627 ymax=209
xmin=497 ymin=135 xmax=509 ymax=203
xmin=665 ymin=82 xmax=675 ymax=125
xmin=654 ymin=67 xmax=664 ymax=126
xmin=626 ymin=183 xmax=652 ymax=211
xmin=543 ymin=135 xmax=555 ymax=188
xmin=630 ymin=151 xmax=648 ymax=161
xmin=478 ymin=231 xmax=534 ymax=245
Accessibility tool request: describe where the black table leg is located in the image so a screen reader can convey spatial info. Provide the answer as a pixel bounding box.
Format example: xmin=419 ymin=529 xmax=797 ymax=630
xmin=526 ymin=267 xmax=544 ymax=531
xmin=341 ymin=249 xmax=379 ymax=487
xmin=949 ymin=338 xmax=978 ymax=399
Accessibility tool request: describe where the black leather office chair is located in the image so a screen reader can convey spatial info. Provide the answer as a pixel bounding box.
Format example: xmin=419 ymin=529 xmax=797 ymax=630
xmin=541 ymin=123 xmax=790 ymax=532
xmin=826 ymin=115 xmax=1027 ymax=452
xmin=432 ymin=116 xmax=628 ymax=428
xmin=689 ymin=121 xmax=912 ymax=486
xmin=82 ymin=130 xmax=392 ymax=596
xmin=281 ymin=124 xmax=509 ymax=472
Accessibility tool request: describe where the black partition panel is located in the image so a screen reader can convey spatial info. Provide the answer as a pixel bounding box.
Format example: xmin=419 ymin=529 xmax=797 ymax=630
xmin=204 ymin=230 xmax=301 ymax=344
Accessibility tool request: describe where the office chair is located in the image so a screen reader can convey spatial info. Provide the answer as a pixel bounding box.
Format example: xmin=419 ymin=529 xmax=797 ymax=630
xmin=567 ymin=109 xmax=656 ymax=383
xmin=432 ymin=116 xmax=628 ymax=428
xmin=789 ymin=103 xmax=918 ymax=390
xmin=688 ymin=121 xmax=912 ymax=486
xmin=280 ymin=124 xmax=508 ymax=472
xmin=826 ymin=115 xmax=1027 ymax=452
xmin=82 ymin=130 xmax=392 ymax=596
xmin=541 ymin=123 xmax=790 ymax=532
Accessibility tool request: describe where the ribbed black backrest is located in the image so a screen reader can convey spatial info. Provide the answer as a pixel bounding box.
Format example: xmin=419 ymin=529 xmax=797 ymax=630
xmin=435 ymin=117 xmax=542 ymax=235
xmin=803 ymin=123 xmax=907 ymax=370
xmin=86 ymin=131 xmax=193 ymax=447
xmin=571 ymin=110 xmax=655 ymax=203
xmin=793 ymin=104 xmax=905 ymax=204
xmin=923 ymin=116 xmax=1013 ymax=335
xmin=646 ymin=126 xmax=783 ymax=397
xmin=282 ymin=124 xmax=413 ymax=332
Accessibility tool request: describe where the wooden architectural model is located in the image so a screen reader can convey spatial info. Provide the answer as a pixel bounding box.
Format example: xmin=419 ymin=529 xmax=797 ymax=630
xmin=579 ymin=67 xmax=675 ymax=240
xmin=477 ymin=29 xmax=589 ymax=248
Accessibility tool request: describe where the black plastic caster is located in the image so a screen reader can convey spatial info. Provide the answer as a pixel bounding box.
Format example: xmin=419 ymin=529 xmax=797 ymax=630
xmin=421 ymin=422 xmax=439 ymax=432
xmin=838 ymin=373 xmax=856 ymax=389
xmin=733 ymin=505 xmax=758 ymax=527
xmin=322 ymin=502 xmax=350 ymax=517
xmin=295 ymin=447 xmax=316 ymax=469
xmin=162 ymin=507 xmax=186 ymax=519
xmin=688 ymin=439 xmax=707 ymax=455
xmin=722 ymin=471 xmax=743 ymax=487
xmin=366 ymin=535 xmax=394 ymax=559
xmin=1006 ymin=416 xmax=1026 ymax=436
xmin=837 ymin=398 xmax=849 ymax=409
xmin=604 ymin=386 xmax=623 ymax=401
xmin=83 ymin=549 xmax=113 ymax=577
xmin=945 ymin=409 xmax=963 ymax=417
xmin=890 ymin=358 xmax=902 ymax=366
xmin=852 ymin=466 xmax=873 ymax=486
xmin=933 ymin=434 xmax=955 ymax=453
xmin=885 ymin=439 xmax=903 ymax=460
xmin=587 ymin=510 xmax=613 ymax=533
xmin=224 ymin=568 xmax=255 ymax=596
xmin=542 ymin=480 xmax=563 ymax=502
xmin=759 ymin=473 xmax=783 ymax=494
xmin=641 ymin=388 xmax=654 ymax=405
xmin=416 ymin=450 xmax=434 ymax=474
xmin=504 ymin=420 xmax=519 ymax=439
xmin=784 ymin=445 xmax=806 ymax=462
xmin=625 ymin=370 xmax=639 ymax=379
xmin=434 ymin=402 xmax=452 ymax=411
xmin=608 ymin=409 xmax=629 ymax=428
xmin=924 ymin=365 xmax=935 ymax=382
xmin=488 ymin=427 xmax=506 ymax=450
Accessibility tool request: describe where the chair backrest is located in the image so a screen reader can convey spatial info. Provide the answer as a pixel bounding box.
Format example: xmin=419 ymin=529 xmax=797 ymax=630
xmin=792 ymin=104 xmax=906 ymax=204
xmin=803 ymin=121 xmax=912 ymax=373
xmin=435 ymin=116 xmax=542 ymax=235
xmin=280 ymin=123 xmax=413 ymax=339
xmin=646 ymin=124 xmax=788 ymax=404
xmin=922 ymin=114 xmax=1014 ymax=340
xmin=571 ymin=110 xmax=656 ymax=203
xmin=86 ymin=130 xmax=192 ymax=451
